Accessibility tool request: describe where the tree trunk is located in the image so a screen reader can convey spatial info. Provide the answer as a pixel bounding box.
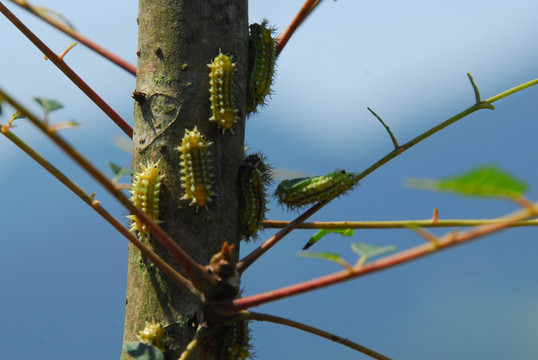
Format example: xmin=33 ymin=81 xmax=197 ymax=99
xmin=122 ymin=1 xmax=248 ymax=358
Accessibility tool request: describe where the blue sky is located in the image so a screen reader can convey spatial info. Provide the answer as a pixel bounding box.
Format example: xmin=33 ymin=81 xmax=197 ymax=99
xmin=1 ymin=1 xmax=537 ymax=359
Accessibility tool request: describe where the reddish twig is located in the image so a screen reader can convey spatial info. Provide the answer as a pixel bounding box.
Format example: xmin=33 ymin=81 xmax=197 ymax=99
xmin=240 ymin=311 xmax=392 ymax=359
xmin=0 ymin=2 xmax=133 ymax=138
xmin=0 ymin=89 xmax=216 ymax=294
xmin=276 ymin=0 xmax=322 ymax=57
xmin=237 ymin=201 xmax=327 ymax=274
xmin=9 ymin=0 xmax=136 ymax=75
xmin=0 ymin=127 xmax=202 ymax=303
xmin=237 ymin=77 xmax=537 ymax=285
xmin=230 ymin=203 xmax=537 ymax=311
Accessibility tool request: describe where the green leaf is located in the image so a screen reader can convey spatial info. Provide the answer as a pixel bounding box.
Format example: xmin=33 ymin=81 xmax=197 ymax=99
xmin=34 ymin=97 xmax=64 ymax=115
xmin=351 ymin=242 xmax=396 ymax=260
xmin=298 ymin=251 xmax=352 ymax=270
xmin=108 ymin=161 xmax=124 ymax=176
xmin=107 ymin=161 xmax=135 ymax=183
xmin=11 ymin=111 xmax=25 ymax=120
xmin=123 ymin=342 xmax=164 ymax=360
xmin=303 ymin=228 xmax=354 ymax=250
xmin=407 ymin=165 xmax=528 ymax=200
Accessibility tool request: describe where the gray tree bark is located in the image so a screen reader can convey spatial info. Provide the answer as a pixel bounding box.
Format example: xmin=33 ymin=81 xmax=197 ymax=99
xmin=122 ymin=1 xmax=248 ymax=359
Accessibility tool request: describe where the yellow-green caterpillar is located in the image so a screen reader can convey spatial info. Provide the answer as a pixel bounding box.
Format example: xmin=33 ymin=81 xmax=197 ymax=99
xmin=275 ymin=170 xmax=360 ymax=209
xmin=127 ymin=161 xmax=163 ymax=236
xmin=138 ymin=322 xmax=167 ymax=351
xmin=239 ymin=153 xmax=272 ymax=240
xmin=247 ymin=20 xmax=277 ymax=114
xmin=208 ymin=51 xmax=237 ymax=132
xmin=178 ymin=127 xmax=215 ymax=209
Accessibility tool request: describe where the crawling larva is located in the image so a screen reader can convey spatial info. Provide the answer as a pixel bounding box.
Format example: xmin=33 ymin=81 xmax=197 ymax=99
xmin=247 ymin=20 xmax=277 ymax=114
xmin=208 ymin=51 xmax=237 ymax=132
xmin=275 ymin=170 xmax=359 ymax=209
xmin=178 ymin=126 xmax=215 ymax=209
xmin=239 ymin=153 xmax=272 ymax=240
xmin=127 ymin=161 xmax=162 ymax=236
xmin=138 ymin=322 xmax=167 ymax=350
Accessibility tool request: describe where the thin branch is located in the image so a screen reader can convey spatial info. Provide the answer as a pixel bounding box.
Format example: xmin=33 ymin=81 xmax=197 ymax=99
xmin=230 ymin=202 xmax=537 ymax=311
xmin=239 ymin=311 xmax=391 ymax=360
xmin=354 ymin=76 xmax=538 ymax=183
xmin=239 ymin=78 xmax=537 ymax=273
xmin=276 ymin=0 xmax=322 ymax=57
xmin=0 ymin=2 xmax=133 ymax=138
xmin=0 ymin=127 xmax=202 ymax=303
xmin=485 ymin=78 xmax=538 ymax=104
xmin=409 ymin=226 xmax=441 ymax=248
xmin=177 ymin=325 xmax=214 ymax=360
xmin=9 ymin=0 xmax=137 ymax=75
xmin=0 ymin=89 xmax=217 ymax=293
xmin=237 ymin=201 xmax=327 ymax=274
xmin=467 ymin=73 xmax=482 ymax=103
xmin=263 ymin=218 xmax=538 ymax=229
xmin=56 ymin=42 xmax=77 ymax=60
xmin=367 ymin=107 xmax=399 ymax=149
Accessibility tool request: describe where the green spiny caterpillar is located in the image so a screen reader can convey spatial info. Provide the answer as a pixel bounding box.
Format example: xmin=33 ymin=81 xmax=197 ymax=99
xmin=239 ymin=153 xmax=272 ymax=240
xmin=178 ymin=126 xmax=215 ymax=209
xmin=275 ymin=170 xmax=360 ymax=209
xmin=127 ymin=161 xmax=163 ymax=236
xmin=208 ymin=51 xmax=237 ymax=132
xmin=247 ymin=20 xmax=277 ymax=114
xmin=138 ymin=322 xmax=167 ymax=350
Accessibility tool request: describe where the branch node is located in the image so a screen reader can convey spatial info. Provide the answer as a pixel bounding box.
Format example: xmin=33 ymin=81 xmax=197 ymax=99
xmin=59 ymin=42 xmax=77 ymax=60
xmin=431 ymin=208 xmax=439 ymax=223
xmin=367 ymin=107 xmax=399 ymax=149
xmin=410 ymin=226 xmax=441 ymax=248
xmin=467 ymin=72 xmax=481 ymax=103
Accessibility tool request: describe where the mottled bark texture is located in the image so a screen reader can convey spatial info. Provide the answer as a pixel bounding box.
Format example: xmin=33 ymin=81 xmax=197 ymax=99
xmin=122 ymin=1 xmax=248 ymax=359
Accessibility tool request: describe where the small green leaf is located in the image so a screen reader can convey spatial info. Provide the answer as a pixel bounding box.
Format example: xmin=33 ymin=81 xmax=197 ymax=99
xmin=303 ymin=228 xmax=354 ymax=250
xmin=11 ymin=111 xmax=25 ymax=120
xmin=34 ymin=97 xmax=64 ymax=115
xmin=298 ymin=251 xmax=352 ymax=270
xmin=107 ymin=161 xmax=135 ymax=183
xmin=108 ymin=161 xmax=128 ymax=176
xmin=351 ymin=242 xmax=396 ymax=260
xmin=123 ymin=342 xmax=164 ymax=360
xmin=407 ymin=165 xmax=528 ymax=200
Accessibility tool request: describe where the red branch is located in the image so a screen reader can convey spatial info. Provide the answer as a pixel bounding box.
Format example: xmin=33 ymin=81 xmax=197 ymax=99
xmin=276 ymin=0 xmax=321 ymax=57
xmin=0 ymin=2 xmax=133 ymax=138
xmin=237 ymin=201 xmax=327 ymax=274
xmin=1 ymin=90 xmax=217 ymax=294
xmin=10 ymin=0 xmax=136 ymax=75
xmin=230 ymin=204 xmax=537 ymax=311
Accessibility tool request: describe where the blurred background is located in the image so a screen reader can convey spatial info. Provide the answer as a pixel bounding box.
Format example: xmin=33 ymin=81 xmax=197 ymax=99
xmin=0 ymin=1 xmax=537 ymax=359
